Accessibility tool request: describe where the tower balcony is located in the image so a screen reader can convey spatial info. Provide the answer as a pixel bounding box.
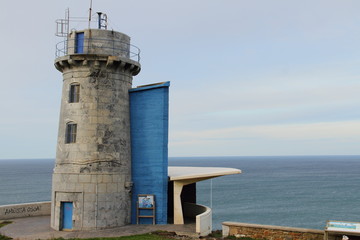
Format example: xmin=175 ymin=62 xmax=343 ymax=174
xmin=54 ymin=29 xmax=141 ymax=76
xmin=55 ymin=29 xmax=140 ymax=63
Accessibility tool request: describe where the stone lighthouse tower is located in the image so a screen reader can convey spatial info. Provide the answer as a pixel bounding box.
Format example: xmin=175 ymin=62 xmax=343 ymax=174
xmin=51 ymin=14 xmax=141 ymax=230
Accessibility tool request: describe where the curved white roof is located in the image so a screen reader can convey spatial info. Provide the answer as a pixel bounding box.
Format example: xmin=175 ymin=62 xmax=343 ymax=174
xmin=168 ymin=166 xmax=241 ymax=181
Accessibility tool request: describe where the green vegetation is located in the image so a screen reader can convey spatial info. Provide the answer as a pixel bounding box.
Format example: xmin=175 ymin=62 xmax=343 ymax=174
xmin=52 ymin=233 xmax=176 ymax=240
xmin=0 ymin=235 xmax=11 ymax=240
xmin=206 ymin=230 xmax=265 ymax=240
xmin=49 ymin=231 xmax=268 ymax=240
xmin=206 ymin=230 xmax=223 ymax=238
xmin=0 ymin=221 xmax=11 ymax=229
xmin=0 ymin=221 xmax=12 ymax=240
xmin=0 ymin=224 xmax=266 ymax=240
xmin=233 ymin=237 xmax=267 ymax=240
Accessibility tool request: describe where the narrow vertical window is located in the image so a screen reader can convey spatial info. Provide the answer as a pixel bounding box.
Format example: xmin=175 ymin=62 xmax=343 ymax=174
xmin=66 ymin=122 xmax=77 ymax=144
xmin=69 ymin=83 xmax=80 ymax=103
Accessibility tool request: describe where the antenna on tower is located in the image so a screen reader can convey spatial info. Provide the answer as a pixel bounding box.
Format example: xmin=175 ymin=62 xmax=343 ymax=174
xmin=88 ymin=0 xmax=93 ymax=29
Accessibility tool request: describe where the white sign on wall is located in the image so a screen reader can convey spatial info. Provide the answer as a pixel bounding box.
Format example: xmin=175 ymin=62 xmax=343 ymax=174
xmin=326 ymin=221 xmax=360 ymax=233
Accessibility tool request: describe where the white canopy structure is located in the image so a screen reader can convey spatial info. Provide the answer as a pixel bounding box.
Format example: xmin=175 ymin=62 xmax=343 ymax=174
xmin=168 ymin=166 xmax=241 ymax=225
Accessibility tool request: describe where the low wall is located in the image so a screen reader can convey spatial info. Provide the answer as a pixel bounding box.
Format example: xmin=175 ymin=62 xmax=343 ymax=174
xmin=0 ymin=202 xmax=51 ymax=220
xmin=183 ymin=202 xmax=212 ymax=236
xmin=222 ymin=222 xmax=324 ymax=240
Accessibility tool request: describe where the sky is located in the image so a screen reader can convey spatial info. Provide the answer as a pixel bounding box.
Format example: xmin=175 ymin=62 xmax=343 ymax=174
xmin=0 ymin=0 xmax=359 ymax=159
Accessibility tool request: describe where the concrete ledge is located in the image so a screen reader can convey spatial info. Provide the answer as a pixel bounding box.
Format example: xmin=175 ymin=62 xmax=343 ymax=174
xmin=54 ymin=54 xmax=141 ymax=76
xmin=0 ymin=202 xmax=51 ymax=220
xmin=222 ymin=222 xmax=324 ymax=240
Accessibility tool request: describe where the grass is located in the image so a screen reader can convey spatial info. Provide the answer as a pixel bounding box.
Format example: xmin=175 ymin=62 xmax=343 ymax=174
xmin=0 ymin=221 xmax=177 ymax=240
xmin=51 ymin=234 xmax=264 ymax=240
xmin=0 ymin=222 xmax=11 ymax=229
xmin=0 ymin=221 xmax=12 ymax=240
xmin=206 ymin=230 xmax=265 ymax=240
xmin=0 ymin=222 xmax=179 ymax=240
xmin=0 ymin=235 xmax=11 ymax=240
xmin=0 ymin=222 xmax=265 ymax=240
xmin=52 ymin=233 xmax=177 ymax=240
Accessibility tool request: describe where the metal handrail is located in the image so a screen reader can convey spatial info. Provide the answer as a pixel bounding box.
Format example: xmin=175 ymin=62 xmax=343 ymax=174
xmin=55 ymin=37 xmax=141 ymax=62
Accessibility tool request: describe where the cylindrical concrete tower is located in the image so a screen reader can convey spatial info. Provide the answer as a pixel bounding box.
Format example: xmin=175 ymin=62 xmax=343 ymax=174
xmin=51 ymin=28 xmax=141 ymax=230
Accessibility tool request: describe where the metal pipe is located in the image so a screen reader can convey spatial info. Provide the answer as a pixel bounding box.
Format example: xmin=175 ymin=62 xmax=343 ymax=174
xmin=95 ymin=182 xmax=98 ymax=229
xmin=97 ymin=12 xmax=102 ymax=29
xmin=210 ymin=179 xmax=213 ymax=208
xmin=88 ymin=0 xmax=92 ymax=29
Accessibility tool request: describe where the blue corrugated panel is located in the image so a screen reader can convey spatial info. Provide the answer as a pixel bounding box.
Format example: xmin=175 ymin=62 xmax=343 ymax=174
xmin=129 ymin=82 xmax=170 ymax=224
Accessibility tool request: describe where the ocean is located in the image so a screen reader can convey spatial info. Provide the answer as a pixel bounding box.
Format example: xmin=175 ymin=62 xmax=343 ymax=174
xmin=0 ymin=156 xmax=359 ymax=230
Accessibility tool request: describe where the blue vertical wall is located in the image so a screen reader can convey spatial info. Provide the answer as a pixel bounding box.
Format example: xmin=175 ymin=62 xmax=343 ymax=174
xmin=129 ymin=82 xmax=170 ymax=224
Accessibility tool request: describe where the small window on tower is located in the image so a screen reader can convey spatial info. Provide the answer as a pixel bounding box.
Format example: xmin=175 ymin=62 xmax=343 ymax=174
xmin=69 ymin=83 xmax=80 ymax=103
xmin=65 ymin=122 xmax=77 ymax=144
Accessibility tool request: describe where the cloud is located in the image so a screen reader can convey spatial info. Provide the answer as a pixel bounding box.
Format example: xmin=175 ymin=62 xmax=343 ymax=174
xmin=170 ymin=121 xmax=360 ymax=156
xmin=172 ymin=121 xmax=360 ymax=141
xmin=1 ymin=0 xmax=360 ymax=158
xmin=170 ymin=64 xmax=360 ymax=133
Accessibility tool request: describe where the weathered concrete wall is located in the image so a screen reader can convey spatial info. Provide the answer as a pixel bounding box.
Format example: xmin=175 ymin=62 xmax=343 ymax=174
xmin=0 ymin=202 xmax=50 ymax=220
xmin=51 ymin=173 xmax=132 ymax=230
xmin=54 ymin=60 xmax=133 ymax=173
xmin=67 ymin=29 xmax=131 ymax=58
xmin=222 ymin=222 xmax=324 ymax=240
xmin=52 ymin=28 xmax=141 ymax=231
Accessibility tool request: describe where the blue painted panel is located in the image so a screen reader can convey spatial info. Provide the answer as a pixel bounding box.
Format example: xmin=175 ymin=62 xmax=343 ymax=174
xmin=62 ymin=202 xmax=73 ymax=229
xmin=129 ymin=82 xmax=170 ymax=224
xmin=75 ymin=32 xmax=84 ymax=53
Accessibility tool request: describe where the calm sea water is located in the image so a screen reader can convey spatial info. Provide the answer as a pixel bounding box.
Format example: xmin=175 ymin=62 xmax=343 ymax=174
xmin=1 ymin=156 xmax=359 ymax=230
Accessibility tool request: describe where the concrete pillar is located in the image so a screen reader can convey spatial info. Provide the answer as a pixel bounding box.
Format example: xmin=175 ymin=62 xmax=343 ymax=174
xmin=173 ymin=181 xmax=184 ymax=225
xmin=173 ymin=177 xmax=213 ymax=225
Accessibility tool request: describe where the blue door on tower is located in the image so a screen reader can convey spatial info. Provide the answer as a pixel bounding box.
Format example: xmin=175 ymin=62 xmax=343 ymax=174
xmin=75 ymin=32 xmax=84 ymax=53
xmin=61 ymin=202 xmax=73 ymax=230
